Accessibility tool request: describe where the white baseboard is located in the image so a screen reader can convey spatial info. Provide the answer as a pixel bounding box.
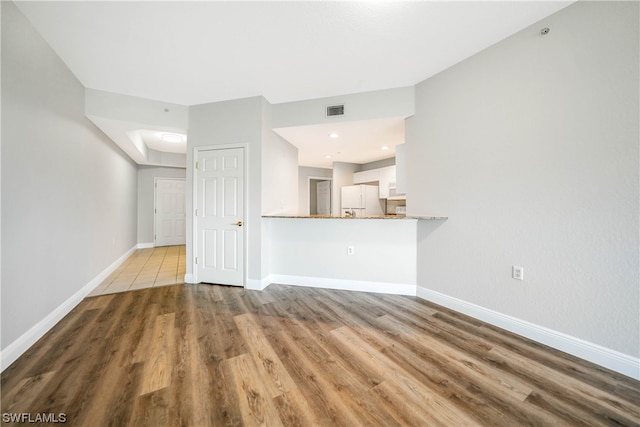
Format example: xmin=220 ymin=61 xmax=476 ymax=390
xmin=246 ymin=277 xmax=272 ymax=291
xmin=184 ymin=273 xmax=195 ymax=284
xmin=137 ymin=242 xmax=154 ymax=249
xmin=1 ymin=245 xmax=138 ymax=372
xmin=268 ymin=274 xmax=417 ymax=296
xmin=416 ymin=286 xmax=640 ymax=381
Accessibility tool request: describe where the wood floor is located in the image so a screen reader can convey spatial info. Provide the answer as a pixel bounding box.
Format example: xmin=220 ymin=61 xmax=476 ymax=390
xmin=2 ymin=284 xmax=639 ymax=426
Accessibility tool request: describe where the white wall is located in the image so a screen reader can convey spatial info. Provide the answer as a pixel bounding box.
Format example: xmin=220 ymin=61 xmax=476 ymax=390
xmin=137 ymin=166 xmax=187 ymax=245
xmin=267 ymin=218 xmax=416 ymax=294
xmin=1 ymin=2 xmax=138 ymax=349
xmin=146 ymin=149 xmax=186 ymax=169
xmin=187 ymin=96 xmax=264 ymax=284
xmin=407 ymin=1 xmax=639 ymax=358
xmin=261 ymin=98 xmax=299 ymax=216
xmin=272 ymin=86 xmax=415 ymax=129
xmin=85 ymin=89 xmax=188 ymax=129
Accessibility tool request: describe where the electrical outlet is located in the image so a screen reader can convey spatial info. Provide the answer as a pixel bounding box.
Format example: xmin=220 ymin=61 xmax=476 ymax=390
xmin=347 ymin=246 xmax=354 ymax=256
xmin=512 ymin=266 xmax=524 ymax=281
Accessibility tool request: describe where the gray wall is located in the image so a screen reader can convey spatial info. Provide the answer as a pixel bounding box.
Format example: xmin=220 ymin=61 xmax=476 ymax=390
xmin=137 ymin=166 xmax=186 ymax=244
xmin=261 ymin=98 xmax=299 ymax=216
xmin=1 ymin=2 xmax=138 ymax=348
xmin=360 ymin=157 xmax=395 ymax=171
xmin=406 ymin=1 xmax=639 ymax=356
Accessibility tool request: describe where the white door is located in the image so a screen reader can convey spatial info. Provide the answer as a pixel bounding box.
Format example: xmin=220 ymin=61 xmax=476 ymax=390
xmin=155 ymin=178 xmax=186 ymax=246
xmin=195 ymin=147 xmax=245 ymax=286
xmin=317 ymin=181 xmax=331 ymax=215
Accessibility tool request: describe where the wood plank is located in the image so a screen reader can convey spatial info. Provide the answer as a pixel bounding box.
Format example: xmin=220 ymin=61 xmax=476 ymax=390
xmin=2 ymin=283 xmax=638 ymax=426
xmin=139 ymin=313 xmax=175 ymax=396
xmin=489 ymin=345 xmax=640 ymax=425
xmin=267 ymin=329 xmax=379 ymax=426
xmin=476 ymin=320 xmax=640 ymax=402
xmin=72 ymin=362 xmax=144 ymax=427
xmin=1 ymin=306 xmax=97 ymax=392
xmin=374 ymin=314 xmax=560 ymax=426
xmin=377 ymin=314 xmax=534 ymax=402
xmin=233 ymin=313 xmax=319 ymax=426
xmin=0 ymin=371 xmax=57 ymax=414
xmin=222 ymin=353 xmax=284 ymax=427
xmin=130 ymin=387 xmax=170 ymax=427
xmin=331 ymin=325 xmax=479 ymax=426
xmin=169 ymin=323 xmax=213 ymax=427
xmin=58 ymin=292 xmax=152 ymax=425
xmin=190 ymin=287 xmax=244 ymax=426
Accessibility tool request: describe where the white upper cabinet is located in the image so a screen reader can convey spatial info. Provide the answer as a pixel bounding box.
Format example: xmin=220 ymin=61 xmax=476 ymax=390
xmin=378 ymin=166 xmax=395 ymax=199
xmin=354 ymin=166 xmax=396 ymax=198
xmin=353 ymin=169 xmax=380 ymax=184
xmin=353 ymin=158 xmax=406 ymax=199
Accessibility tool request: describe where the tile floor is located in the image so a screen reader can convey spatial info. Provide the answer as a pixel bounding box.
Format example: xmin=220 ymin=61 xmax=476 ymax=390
xmin=89 ymin=245 xmax=186 ymax=296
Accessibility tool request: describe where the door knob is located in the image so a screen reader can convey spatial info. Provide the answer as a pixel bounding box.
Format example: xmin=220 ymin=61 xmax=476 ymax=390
xmin=235 ymin=221 xmax=243 ymax=227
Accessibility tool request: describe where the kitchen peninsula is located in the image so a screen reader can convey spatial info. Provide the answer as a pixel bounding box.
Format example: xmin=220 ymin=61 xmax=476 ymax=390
xmin=263 ymin=214 xmax=447 ymax=220
xmin=261 ymin=214 xmax=447 ymax=296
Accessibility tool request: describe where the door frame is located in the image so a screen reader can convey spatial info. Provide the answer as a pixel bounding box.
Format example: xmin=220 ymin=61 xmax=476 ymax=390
xmin=192 ymin=144 xmax=248 ymax=286
xmin=153 ymin=177 xmax=186 ymax=247
xmin=307 ymin=176 xmax=332 ymax=215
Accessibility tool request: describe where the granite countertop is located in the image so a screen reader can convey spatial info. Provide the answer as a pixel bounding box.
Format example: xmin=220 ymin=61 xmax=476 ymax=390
xmin=262 ymin=214 xmax=447 ymax=220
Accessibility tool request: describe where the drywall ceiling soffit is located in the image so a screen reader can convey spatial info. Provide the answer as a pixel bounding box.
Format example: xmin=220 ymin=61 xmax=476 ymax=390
xmin=15 ymin=1 xmax=574 ymax=106
xmin=84 ymin=89 xmax=188 ymax=166
xmin=88 ymin=116 xmax=187 ymax=167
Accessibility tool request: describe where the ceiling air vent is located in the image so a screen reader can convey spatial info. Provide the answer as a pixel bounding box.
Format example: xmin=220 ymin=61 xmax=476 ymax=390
xmin=326 ymin=104 xmax=345 ymax=117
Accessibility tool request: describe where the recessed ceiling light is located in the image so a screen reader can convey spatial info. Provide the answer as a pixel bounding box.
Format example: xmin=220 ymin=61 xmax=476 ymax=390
xmin=161 ymin=133 xmax=184 ymax=143
xmin=381 ymin=145 xmax=389 ymax=150
xmin=324 ymin=155 xmax=332 ymax=159
xmin=328 ymin=133 xmax=339 ymax=139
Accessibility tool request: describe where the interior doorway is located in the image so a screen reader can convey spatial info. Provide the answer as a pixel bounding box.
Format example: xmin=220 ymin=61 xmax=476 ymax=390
xmin=309 ymin=178 xmax=332 ymax=215
xmin=154 ymin=178 xmax=186 ymax=247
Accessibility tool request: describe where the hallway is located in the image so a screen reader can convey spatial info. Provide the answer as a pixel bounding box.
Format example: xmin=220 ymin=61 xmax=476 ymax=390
xmin=89 ymin=245 xmax=186 ymax=296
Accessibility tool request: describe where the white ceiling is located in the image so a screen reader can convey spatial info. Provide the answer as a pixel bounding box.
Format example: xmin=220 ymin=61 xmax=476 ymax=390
xmin=15 ymin=0 xmax=573 ymax=166
xmin=275 ymin=117 xmax=405 ymax=168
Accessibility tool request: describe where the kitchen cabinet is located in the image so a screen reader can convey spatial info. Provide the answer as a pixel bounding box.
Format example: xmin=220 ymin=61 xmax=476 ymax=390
xmin=353 ymin=169 xmax=380 ymax=184
xmin=352 ymin=163 xmax=405 ymax=199
xmin=378 ymin=166 xmax=394 ymax=199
